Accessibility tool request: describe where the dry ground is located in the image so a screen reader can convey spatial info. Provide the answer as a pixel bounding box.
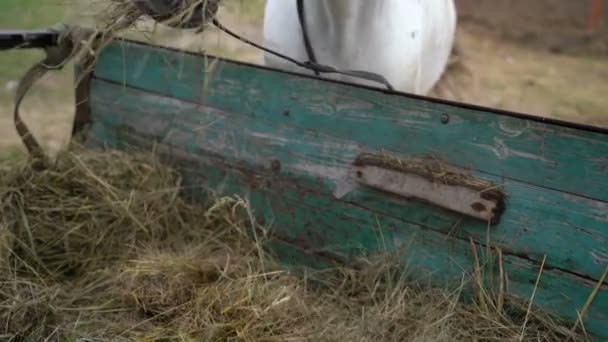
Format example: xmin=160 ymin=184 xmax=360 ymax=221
xmin=0 ymin=0 xmax=606 ymax=158
xmin=453 ymin=0 xmax=608 ymax=123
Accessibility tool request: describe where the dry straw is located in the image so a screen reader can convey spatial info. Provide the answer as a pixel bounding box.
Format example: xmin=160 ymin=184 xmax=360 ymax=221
xmin=0 ymin=144 xmax=586 ymax=341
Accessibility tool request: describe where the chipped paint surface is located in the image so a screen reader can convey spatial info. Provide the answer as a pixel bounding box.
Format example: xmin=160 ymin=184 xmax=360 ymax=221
xmin=470 ymin=137 xmax=557 ymax=166
xmin=90 ymin=68 xmax=608 ymax=285
xmin=86 ymin=39 xmax=608 ymax=341
xmin=249 ymin=132 xmax=291 ymax=146
xmin=562 ymin=192 xmax=608 ymax=223
xmin=96 ymin=41 xmax=608 ymax=204
xmin=92 ymin=66 xmax=608 ymax=276
xmin=497 ymin=117 xmax=531 ymax=137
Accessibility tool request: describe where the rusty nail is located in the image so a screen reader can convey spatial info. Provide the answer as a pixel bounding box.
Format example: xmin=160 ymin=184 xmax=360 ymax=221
xmin=271 ymin=160 xmax=281 ymax=174
xmin=441 ymin=114 xmax=450 ymax=124
xmin=471 ymin=202 xmax=486 ymax=213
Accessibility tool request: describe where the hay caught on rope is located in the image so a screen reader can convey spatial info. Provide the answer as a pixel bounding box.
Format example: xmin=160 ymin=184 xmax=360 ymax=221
xmin=63 ymin=0 xmax=220 ymax=80
xmin=94 ymin=0 xmax=221 ymax=33
xmin=0 ymin=146 xmax=585 ymax=341
xmin=10 ymin=1 xmax=222 ymax=171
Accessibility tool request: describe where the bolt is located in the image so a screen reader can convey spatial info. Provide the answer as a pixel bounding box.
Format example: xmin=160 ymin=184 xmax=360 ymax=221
xmin=471 ymin=202 xmax=487 ymax=213
xmin=440 ymin=114 xmax=450 ymax=124
xmin=271 ymin=159 xmax=281 ymax=174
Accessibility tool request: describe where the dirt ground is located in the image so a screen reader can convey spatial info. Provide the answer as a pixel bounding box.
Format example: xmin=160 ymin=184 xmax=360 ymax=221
xmin=442 ymin=0 xmax=608 ymax=123
xmin=457 ymin=0 xmax=608 ymax=56
xmin=1 ymin=0 xmax=607 ymax=157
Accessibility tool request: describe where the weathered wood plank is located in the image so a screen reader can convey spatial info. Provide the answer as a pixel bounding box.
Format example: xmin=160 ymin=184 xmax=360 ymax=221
xmin=84 ymin=39 xmax=608 ymax=340
xmin=84 ymin=125 xmax=608 ymax=340
xmin=90 ymin=80 xmax=608 ymax=285
xmin=92 ymin=41 xmax=608 ymax=204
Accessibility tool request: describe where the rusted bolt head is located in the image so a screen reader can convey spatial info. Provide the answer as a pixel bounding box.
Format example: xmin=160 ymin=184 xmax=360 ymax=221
xmin=271 ymin=159 xmax=281 ymax=174
xmin=440 ymin=114 xmax=450 ymax=124
xmin=471 ymin=202 xmax=487 ymax=213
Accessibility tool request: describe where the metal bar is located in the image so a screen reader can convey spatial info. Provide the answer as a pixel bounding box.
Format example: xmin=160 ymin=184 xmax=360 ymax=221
xmin=0 ymin=29 xmax=59 ymax=51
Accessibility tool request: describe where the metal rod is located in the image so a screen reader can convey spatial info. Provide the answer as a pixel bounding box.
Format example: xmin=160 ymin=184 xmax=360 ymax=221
xmin=0 ymin=29 xmax=59 ymax=51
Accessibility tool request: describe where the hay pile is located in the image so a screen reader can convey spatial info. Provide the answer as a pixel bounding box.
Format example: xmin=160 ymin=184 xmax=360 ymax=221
xmin=0 ymin=147 xmax=584 ymax=341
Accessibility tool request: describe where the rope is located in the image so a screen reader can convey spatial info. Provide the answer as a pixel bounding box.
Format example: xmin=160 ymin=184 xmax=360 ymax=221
xmin=296 ymin=0 xmax=319 ymax=77
xmin=12 ymin=3 xmax=394 ymax=166
xmin=12 ymin=25 xmax=94 ymax=169
xmin=211 ymin=18 xmax=395 ymax=91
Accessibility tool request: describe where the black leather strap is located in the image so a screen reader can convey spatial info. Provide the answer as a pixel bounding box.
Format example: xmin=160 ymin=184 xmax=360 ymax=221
xmin=296 ymin=0 xmax=320 ymax=76
xmin=131 ymin=0 xmax=394 ymax=89
xmin=212 ymin=17 xmax=395 ymax=90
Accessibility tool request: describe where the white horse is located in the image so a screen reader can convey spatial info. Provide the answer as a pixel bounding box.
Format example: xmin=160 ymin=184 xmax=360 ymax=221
xmin=262 ymin=0 xmax=457 ymax=95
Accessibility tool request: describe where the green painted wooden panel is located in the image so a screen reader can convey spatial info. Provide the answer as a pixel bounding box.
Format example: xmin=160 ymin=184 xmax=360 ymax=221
xmin=89 ymin=81 xmax=608 ymax=285
xmin=83 ymin=39 xmax=608 ymax=340
xmin=92 ymin=41 xmax=608 ymax=204
xmin=83 ymin=109 xmax=608 ymax=340
xmin=88 ymin=78 xmax=608 ymax=341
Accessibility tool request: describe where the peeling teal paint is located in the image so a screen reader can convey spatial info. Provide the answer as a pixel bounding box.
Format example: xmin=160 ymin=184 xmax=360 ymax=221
xmin=83 ymin=39 xmax=608 ymax=341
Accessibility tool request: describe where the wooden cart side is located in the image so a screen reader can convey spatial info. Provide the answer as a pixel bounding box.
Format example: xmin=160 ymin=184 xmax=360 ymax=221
xmin=81 ymin=38 xmax=608 ymax=341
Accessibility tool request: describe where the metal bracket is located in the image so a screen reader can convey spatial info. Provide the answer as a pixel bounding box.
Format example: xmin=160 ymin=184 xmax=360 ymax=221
xmin=352 ymin=153 xmax=506 ymax=224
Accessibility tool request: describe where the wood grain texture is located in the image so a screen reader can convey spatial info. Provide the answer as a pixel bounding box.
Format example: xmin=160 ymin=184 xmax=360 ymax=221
xmin=85 ymin=39 xmax=608 ymax=340
xmin=88 ymin=117 xmax=608 ymax=340
xmin=86 ymin=122 xmax=608 ymax=340
xmin=90 ymin=81 xmax=608 ymax=284
xmin=93 ymin=41 xmax=608 ymax=203
xmin=352 ymin=164 xmax=504 ymax=222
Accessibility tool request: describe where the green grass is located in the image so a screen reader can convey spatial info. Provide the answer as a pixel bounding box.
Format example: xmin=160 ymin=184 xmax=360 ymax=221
xmin=0 ymin=0 xmax=75 ymax=161
xmin=0 ymin=145 xmax=25 ymax=162
xmin=0 ymin=0 xmax=71 ymax=102
xmin=0 ymin=0 xmax=68 ymax=27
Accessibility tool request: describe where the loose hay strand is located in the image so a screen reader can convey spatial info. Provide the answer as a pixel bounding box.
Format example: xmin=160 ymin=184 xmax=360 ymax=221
xmin=519 ymin=254 xmax=547 ymax=341
xmin=0 ymin=145 xmax=585 ymax=341
xmin=572 ymin=262 xmax=608 ymax=334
